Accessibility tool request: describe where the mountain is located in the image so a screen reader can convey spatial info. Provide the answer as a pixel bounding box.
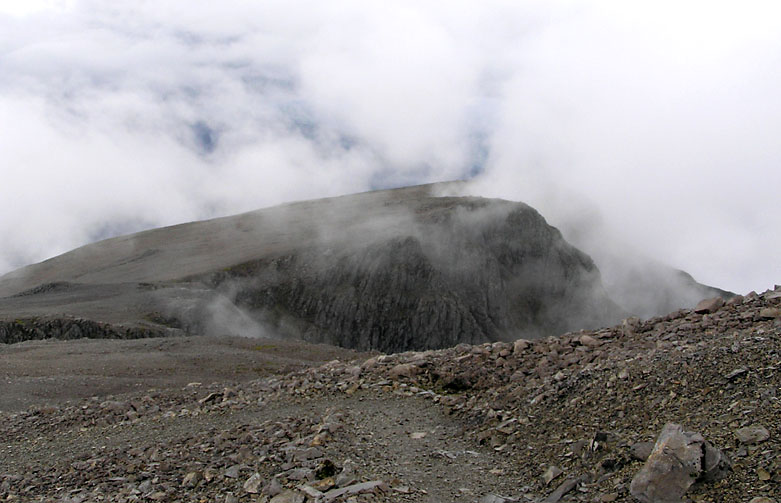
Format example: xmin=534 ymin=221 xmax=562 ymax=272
xmin=0 ymin=183 xmax=727 ymax=352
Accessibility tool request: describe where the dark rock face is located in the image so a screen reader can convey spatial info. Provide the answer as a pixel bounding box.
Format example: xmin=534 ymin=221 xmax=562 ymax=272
xmin=0 ymin=317 xmax=167 ymax=344
xmin=198 ymin=198 xmax=624 ymax=352
xmin=0 ymin=184 xmax=675 ymax=351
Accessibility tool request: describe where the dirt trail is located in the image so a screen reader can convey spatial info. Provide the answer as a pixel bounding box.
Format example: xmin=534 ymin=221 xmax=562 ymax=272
xmin=1 ymin=388 xmax=523 ymax=502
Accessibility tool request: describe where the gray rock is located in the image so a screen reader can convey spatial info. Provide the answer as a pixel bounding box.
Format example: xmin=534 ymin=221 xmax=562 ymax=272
xmin=543 ymin=478 xmax=578 ymax=503
xmin=725 ymin=368 xmax=748 ymax=380
xmin=630 ymin=423 xmax=727 ymax=503
xmin=285 ymin=468 xmax=314 ymax=481
xmin=759 ymin=307 xmax=780 ymax=319
xmin=137 ymin=480 xmax=153 ymax=494
xmin=198 ymin=392 xmax=221 ymax=404
xmin=224 ymin=465 xmax=242 ymax=479
xmin=323 ymin=481 xmax=388 ymax=501
xmin=513 ymin=339 xmax=530 ymax=353
xmin=734 ymin=425 xmax=770 ymax=444
xmin=694 ymin=297 xmax=725 ymax=314
xmin=263 ymin=477 xmax=283 ymax=497
xmin=480 ymin=495 xmax=515 ymax=503
xmin=578 ymin=334 xmax=601 ymax=347
xmin=629 ymin=442 xmax=654 ymax=461
xmin=298 ymin=484 xmax=324 ymax=499
xmin=292 ymin=447 xmax=323 ymax=461
xmin=335 ymin=461 xmax=357 ymax=488
xmin=388 ymin=363 xmax=419 ymax=379
xmin=269 ymin=490 xmax=305 ymax=503
xmin=243 ymin=472 xmax=263 ymax=494
xmin=542 ymin=465 xmax=563 ymax=485
xmin=748 ymin=498 xmax=777 ymax=503
xmin=701 ymin=441 xmax=731 ymax=482
xmin=181 ymin=471 xmax=201 ymax=488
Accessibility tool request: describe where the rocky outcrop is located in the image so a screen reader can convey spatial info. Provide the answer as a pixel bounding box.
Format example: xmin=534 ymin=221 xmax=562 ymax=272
xmin=199 ymin=198 xmax=624 ymax=352
xmin=0 ymin=317 xmax=169 ymax=344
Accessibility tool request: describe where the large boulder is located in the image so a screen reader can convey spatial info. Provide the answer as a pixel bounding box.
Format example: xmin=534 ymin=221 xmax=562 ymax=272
xmin=630 ymin=423 xmax=729 ymax=503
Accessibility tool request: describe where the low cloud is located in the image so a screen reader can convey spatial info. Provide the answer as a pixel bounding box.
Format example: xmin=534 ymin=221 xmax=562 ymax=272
xmin=0 ymin=0 xmax=779 ymax=294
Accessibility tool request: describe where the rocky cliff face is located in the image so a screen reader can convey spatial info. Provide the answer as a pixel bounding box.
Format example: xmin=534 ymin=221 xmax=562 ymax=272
xmin=0 ymin=317 xmax=168 ymax=344
xmin=196 ymin=197 xmax=624 ymax=352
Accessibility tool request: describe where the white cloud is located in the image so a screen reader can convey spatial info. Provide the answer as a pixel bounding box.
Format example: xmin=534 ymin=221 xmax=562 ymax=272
xmin=0 ymin=0 xmax=779 ymax=293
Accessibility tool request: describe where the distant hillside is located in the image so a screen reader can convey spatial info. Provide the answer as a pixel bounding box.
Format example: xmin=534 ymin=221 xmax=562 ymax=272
xmin=0 ymin=183 xmax=728 ymax=351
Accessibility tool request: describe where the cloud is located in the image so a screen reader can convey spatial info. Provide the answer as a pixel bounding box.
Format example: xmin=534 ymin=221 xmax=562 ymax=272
xmin=0 ymin=0 xmax=779 ymax=294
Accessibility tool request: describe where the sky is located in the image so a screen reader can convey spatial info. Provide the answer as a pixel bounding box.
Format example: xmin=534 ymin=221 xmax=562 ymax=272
xmin=0 ymin=0 xmax=779 ymax=294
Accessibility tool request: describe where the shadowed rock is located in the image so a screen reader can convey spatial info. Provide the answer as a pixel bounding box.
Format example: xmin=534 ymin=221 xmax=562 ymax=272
xmin=0 ymin=184 xmax=626 ymax=351
xmin=630 ymin=423 xmax=729 ymax=503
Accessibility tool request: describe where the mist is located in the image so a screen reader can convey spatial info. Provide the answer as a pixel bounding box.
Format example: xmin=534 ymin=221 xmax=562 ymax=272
xmin=1 ymin=0 xmax=779 ymax=294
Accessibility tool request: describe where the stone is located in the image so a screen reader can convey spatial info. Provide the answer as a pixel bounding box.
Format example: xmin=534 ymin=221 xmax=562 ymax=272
xmin=243 ymin=472 xmax=263 ymax=494
xmin=292 ymin=447 xmax=323 ymax=461
xmin=748 ymin=498 xmax=776 ymax=503
xmin=629 ymin=442 xmax=654 ymax=462
xmin=759 ymin=307 xmax=780 ymax=319
xmin=198 ymin=392 xmax=221 ymax=404
xmin=335 ymin=461 xmax=357 ymax=488
xmin=542 ymin=465 xmax=563 ymax=485
xmin=513 ymin=339 xmax=530 ymax=353
xmin=388 ymin=363 xmax=419 ymax=379
xmin=725 ymin=368 xmax=748 ymax=380
xmin=263 ymin=477 xmax=283 ymax=497
xmin=630 ymin=423 xmax=727 ymax=503
xmin=726 ymin=294 xmax=744 ymax=306
xmin=622 ymin=317 xmax=641 ymax=336
xmin=734 ymin=425 xmax=770 ymax=444
xmin=579 ymin=334 xmax=600 ymax=347
xmin=182 ymin=471 xmax=201 ymax=488
xmin=701 ymin=441 xmax=731 ymax=482
xmin=694 ymin=297 xmax=725 ymax=314
xmin=224 ymin=465 xmax=241 ymax=479
xmin=298 ymin=484 xmax=324 ymax=499
xmin=322 ymin=481 xmax=388 ymax=501
xmin=543 ymin=478 xmax=578 ymax=503
xmin=285 ymin=468 xmax=314 ymax=481
xmin=269 ymin=490 xmax=305 ymax=503
xmin=480 ymin=495 xmax=510 ymax=503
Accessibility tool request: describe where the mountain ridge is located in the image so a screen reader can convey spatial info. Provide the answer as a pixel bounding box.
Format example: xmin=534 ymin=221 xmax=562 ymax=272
xmin=0 ymin=183 xmax=729 ymax=351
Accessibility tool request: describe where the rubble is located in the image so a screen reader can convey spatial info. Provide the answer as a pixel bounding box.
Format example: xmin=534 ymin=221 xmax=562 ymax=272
xmin=0 ymin=288 xmax=779 ymax=501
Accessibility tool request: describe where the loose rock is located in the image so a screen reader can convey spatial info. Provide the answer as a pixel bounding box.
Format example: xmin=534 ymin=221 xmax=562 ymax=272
xmin=630 ymin=423 xmax=727 ymax=502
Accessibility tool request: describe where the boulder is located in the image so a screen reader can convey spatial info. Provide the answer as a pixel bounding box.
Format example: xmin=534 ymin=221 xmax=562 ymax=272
xmin=694 ymin=297 xmax=724 ymax=314
xmin=630 ymin=423 xmax=729 ymax=502
xmin=734 ymin=425 xmax=770 ymax=444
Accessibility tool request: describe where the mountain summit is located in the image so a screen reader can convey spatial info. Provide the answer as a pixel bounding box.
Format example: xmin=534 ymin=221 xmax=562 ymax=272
xmin=0 ymin=183 xmax=727 ymax=351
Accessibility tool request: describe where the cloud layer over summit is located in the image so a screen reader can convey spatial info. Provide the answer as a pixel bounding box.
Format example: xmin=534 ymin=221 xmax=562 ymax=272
xmin=0 ymin=0 xmax=779 ymax=294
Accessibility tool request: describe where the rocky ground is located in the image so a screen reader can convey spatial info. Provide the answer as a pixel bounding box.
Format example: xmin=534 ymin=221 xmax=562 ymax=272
xmin=1 ymin=287 xmax=779 ymax=502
